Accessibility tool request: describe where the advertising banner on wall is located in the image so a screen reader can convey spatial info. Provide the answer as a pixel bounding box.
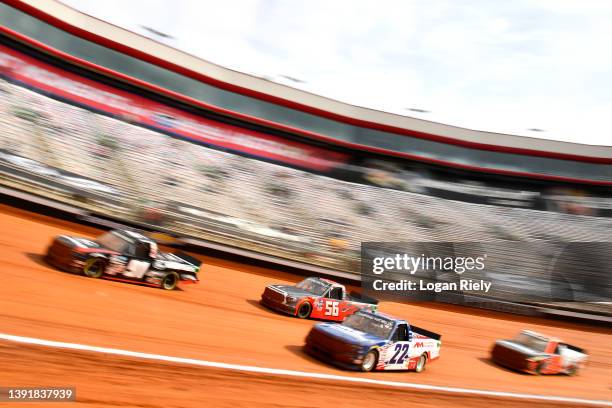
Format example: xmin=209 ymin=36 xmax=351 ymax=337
xmin=0 ymin=44 xmax=348 ymax=172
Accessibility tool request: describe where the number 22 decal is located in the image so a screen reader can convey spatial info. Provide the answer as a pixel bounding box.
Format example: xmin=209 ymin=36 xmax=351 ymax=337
xmin=389 ymin=344 xmax=409 ymax=364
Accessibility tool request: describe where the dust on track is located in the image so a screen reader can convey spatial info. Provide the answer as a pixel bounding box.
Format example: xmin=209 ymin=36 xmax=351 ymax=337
xmin=0 ymin=203 xmax=610 ymax=406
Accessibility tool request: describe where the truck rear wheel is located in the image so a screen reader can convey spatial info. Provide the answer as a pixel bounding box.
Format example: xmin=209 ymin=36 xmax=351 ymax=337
xmin=83 ymin=258 xmax=105 ymax=278
xmin=161 ymin=272 xmax=179 ymax=290
xmin=566 ymin=365 xmax=579 ymax=376
xmin=415 ymin=354 xmax=427 ymax=373
xmin=361 ymin=349 xmax=378 ymax=372
xmin=296 ymin=302 xmax=312 ymax=319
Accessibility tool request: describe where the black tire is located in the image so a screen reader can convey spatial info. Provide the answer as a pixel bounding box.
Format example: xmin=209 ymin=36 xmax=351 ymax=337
xmin=566 ymin=365 xmax=579 ymax=376
xmin=535 ymin=361 xmax=548 ymax=375
xmin=83 ymin=257 xmax=105 ymax=278
xmin=361 ymin=349 xmax=378 ymax=372
xmin=415 ymin=354 xmax=427 ymax=373
xmin=296 ymin=302 xmax=312 ymax=319
xmin=161 ymin=271 xmax=179 ymax=290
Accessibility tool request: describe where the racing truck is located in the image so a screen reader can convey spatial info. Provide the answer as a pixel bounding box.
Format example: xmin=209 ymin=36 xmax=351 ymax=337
xmin=46 ymin=229 xmax=200 ymax=290
xmin=304 ymin=310 xmax=441 ymax=372
xmin=491 ymin=330 xmax=588 ymax=375
xmin=260 ymin=277 xmax=378 ymax=321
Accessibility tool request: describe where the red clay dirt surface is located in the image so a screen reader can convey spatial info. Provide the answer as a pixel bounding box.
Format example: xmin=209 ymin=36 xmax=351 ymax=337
xmin=0 ymin=203 xmax=610 ymax=407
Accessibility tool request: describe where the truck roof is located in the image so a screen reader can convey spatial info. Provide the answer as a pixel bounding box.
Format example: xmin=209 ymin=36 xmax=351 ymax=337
xmin=521 ymin=329 xmax=561 ymax=343
xmin=113 ymin=229 xmax=155 ymax=244
xmin=357 ymin=309 xmax=407 ymax=325
xmin=318 ymin=277 xmax=339 ymax=285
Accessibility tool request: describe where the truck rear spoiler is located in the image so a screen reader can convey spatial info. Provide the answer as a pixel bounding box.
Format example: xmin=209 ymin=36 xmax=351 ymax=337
xmin=412 ymin=325 xmax=442 ymax=341
xmin=564 ymin=343 xmax=586 ymax=354
xmin=174 ymin=251 xmax=202 ymax=268
xmin=348 ymin=291 xmax=379 ymax=305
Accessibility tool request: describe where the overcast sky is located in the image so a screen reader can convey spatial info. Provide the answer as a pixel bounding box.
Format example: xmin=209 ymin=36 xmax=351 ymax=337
xmin=64 ymin=0 xmax=612 ymax=146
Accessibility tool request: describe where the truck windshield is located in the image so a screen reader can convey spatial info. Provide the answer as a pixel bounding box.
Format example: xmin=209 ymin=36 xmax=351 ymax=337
xmin=343 ymin=314 xmax=394 ymax=339
xmin=96 ymin=231 xmax=129 ymax=253
xmin=295 ymin=278 xmax=330 ymax=296
xmin=512 ymin=332 xmax=549 ymax=353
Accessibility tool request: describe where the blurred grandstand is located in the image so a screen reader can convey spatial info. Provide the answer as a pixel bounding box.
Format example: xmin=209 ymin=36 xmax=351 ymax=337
xmin=0 ymin=0 xmax=611 ymax=313
xmin=2 ymin=78 xmax=612 ymax=267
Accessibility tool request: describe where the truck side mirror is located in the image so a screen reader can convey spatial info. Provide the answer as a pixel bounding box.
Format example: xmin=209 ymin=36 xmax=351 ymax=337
xmin=398 ymin=324 xmax=410 ymax=341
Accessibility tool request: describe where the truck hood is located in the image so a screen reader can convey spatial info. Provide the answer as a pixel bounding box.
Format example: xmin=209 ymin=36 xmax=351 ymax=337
xmin=57 ymin=235 xmax=119 ymax=255
xmin=268 ymin=285 xmax=315 ymax=298
xmin=157 ymin=252 xmax=194 ymax=265
xmin=153 ymin=252 xmax=200 ymax=272
xmin=495 ymin=340 xmax=548 ymax=358
xmin=313 ymin=322 xmax=385 ymax=348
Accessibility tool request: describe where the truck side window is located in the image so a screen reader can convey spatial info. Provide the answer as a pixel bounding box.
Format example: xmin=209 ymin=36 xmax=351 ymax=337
xmin=329 ymin=287 xmax=342 ymax=300
xmin=396 ymin=324 xmax=409 ymax=341
xmin=133 ymin=243 xmax=150 ymax=259
xmin=125 ymin=244 xmax=136 ymax=257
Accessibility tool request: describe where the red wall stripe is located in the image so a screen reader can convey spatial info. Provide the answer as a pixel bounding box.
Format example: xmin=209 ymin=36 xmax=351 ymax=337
xmin=4 ymin=0 xmax=612 ymax=165
xmin=1 ymin=15 xmax=610 ymax=185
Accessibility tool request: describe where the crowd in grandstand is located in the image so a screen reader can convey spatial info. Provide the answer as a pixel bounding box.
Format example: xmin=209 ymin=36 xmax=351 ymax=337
xmin=1 ymin=78 xmax=611 ymax=289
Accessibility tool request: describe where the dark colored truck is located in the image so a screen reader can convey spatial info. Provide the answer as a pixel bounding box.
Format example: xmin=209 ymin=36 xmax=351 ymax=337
xmin=46 ymin=229 xmax=200 ymax=290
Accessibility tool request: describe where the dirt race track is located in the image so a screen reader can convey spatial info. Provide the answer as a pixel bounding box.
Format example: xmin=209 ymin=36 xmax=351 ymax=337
xmin=0 ymin=203 xmax=610 ymax=407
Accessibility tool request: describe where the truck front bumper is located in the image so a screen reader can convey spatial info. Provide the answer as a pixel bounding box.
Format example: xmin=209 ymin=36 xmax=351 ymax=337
xmin=260 ymin=295 xmax=297 ymax=315
xmin=303 ymin=342 xmax=365 ymax=370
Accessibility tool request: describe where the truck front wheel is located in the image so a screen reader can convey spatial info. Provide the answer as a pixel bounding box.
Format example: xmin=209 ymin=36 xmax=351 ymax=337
xmin=361 ymin=349 xmax=378 ymax=372
xmin=296 ymin=302 xmax=312 ymax=319
xmin=415 ymin=354 xmax=427 ymax=373
xmin=535 ymin=361 xmax=548 ymax=375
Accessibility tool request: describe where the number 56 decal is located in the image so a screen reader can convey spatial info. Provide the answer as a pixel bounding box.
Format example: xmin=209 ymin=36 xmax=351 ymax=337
xmin=325 ymin=301 xmax=339 ymax=316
